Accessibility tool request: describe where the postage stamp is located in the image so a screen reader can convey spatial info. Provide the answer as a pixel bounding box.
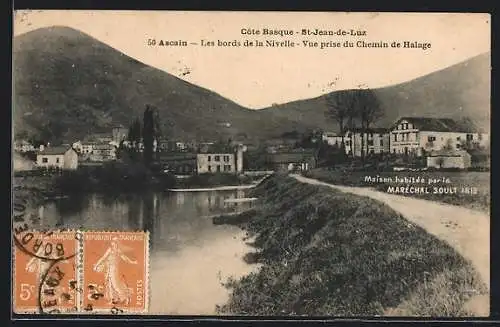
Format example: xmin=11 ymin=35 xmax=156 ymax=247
xmin=80 ymin=231 xmax=149 ymax=314
xmin=13 ymin=230 xmax=79 ymax=314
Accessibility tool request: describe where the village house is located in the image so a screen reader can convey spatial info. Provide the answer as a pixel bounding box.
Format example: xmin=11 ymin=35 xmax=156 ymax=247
xmin=88 ymin=143 xmax=117 ymax=162
xmin=197 ymin=153 xmax=237 ymax=173
xmin=85 ymin=132 xmax=114 ymax=144
xmin=267 ymin=149 xmax=317 ymax=172
xmin=343 ymin=128 xmax=390 ymax=157
xmin=36 ymin=145 xmax=78 ymax=170
xmin=13 ymin=140 xmax=35 ymax=153
xmin=112 ymin=125 xmax=128 ymax=144
xmin=321 ymin=132 xmax=343 ymax=147
xmin=157 ymin=144 xmax=245 ymax=175
xmin=389 ymin=117 xmax=489 ymax=157
xmin=264 ymin=138 xmax=297 ymax=154
xmin=72 ymin=141 xmax=97 ymax=155
xmin=427 ymin=149 xmax=472 ymax=169
xmin=158 ymin=152 xmax=198 ymax=175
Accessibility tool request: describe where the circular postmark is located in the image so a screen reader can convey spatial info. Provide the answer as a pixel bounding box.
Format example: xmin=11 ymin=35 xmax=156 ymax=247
xmin=38 ymin=256 xmax=78 ymax=314
xmin=12 ymin=185 xmax=78 ymax=260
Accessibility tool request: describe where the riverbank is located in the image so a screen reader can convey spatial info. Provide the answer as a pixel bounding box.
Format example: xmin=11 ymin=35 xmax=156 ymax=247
xmin=216 ymin=174 xmax=487 ymax=316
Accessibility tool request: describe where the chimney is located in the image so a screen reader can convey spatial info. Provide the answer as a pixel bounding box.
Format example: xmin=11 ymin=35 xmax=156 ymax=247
xmin=235 ymin=144 xmax=246 ymax=173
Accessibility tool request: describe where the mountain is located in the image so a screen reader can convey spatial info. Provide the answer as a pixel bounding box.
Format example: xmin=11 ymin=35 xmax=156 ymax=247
xmin=260 ymin=52 xmax=491 ymax=133
xmin=13 ymin=26 xmax=490 ymax=145
xmin=13 ymin=26 xmax=311 ymax=144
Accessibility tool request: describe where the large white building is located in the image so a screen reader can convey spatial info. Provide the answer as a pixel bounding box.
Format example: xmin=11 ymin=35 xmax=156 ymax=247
xmin=343 ymin=128 xmax=390 ymax=157
xmin=389 ymin=117 xmax=489 ymax=157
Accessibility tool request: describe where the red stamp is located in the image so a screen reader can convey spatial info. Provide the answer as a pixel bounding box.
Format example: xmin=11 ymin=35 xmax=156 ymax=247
xmin=13 ymin=231 xmax=79 ymax=314
xmin=81 ymin=231 xmax=149 ymax=314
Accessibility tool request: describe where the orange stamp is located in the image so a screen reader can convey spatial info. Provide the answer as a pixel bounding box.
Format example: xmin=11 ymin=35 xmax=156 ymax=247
xmin=13 ymin=230 xmax=80 ymax=314
xmin=81 ymin=231 xmax=149 ymax=314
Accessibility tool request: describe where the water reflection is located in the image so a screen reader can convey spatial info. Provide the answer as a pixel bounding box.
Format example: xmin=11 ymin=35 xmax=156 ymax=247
xmin=37 ymin=189 xmax=259 ymax=314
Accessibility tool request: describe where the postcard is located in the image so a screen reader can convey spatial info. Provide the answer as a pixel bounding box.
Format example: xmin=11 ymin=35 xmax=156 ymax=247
xmin=12 ymin=10 xmax=490 ymax=318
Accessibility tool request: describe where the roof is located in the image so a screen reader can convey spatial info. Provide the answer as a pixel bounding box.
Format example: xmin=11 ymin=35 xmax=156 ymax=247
xmin=428 ymin=149 xmax=471 ymax=157
xmin=394 ymin=117 xmax=479 ymax=133
xmin=267 ymin=150 xmax=316 ymax=164
xmin=93 ymin=143 xmax=116 ymax=150
xmin=158 ymin=153 xmax=197 ymax=162
xmin=345 ymin=127 xmax=388 ymax=134
xmin=198 ymin=143 xmax=234 ymax=153
xmin=38 ymin=146 xmax=74 ymax=155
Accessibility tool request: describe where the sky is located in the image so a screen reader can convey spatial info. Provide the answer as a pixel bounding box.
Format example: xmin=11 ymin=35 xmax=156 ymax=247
xmin=13 ymin=10 xmax=491 ymax=109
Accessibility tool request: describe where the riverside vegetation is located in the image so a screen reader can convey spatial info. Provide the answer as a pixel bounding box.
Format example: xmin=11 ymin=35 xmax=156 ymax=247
xmin=215 ymin=174 xmax=487 ymax=316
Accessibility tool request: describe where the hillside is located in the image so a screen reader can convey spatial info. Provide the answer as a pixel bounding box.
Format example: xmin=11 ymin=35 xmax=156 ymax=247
xmin=260 ymin=52 xmax=491 ymax=133
xmin=13 ymin=26 xmax=309 ymax=144
xmin=13 ymin=26 xmax=490 ymax=144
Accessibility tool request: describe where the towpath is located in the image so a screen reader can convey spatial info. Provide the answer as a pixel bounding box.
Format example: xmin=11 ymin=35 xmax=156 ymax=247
xmin=291 ymin=174 xmax=490 ymax=314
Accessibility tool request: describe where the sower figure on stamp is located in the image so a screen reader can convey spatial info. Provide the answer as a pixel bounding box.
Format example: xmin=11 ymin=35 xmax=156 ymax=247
xmin=93 ymin=237 xmax=138 ymax=305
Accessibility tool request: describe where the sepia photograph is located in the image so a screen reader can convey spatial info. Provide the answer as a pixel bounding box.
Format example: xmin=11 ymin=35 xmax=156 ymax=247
xmin=12 ymin=10 xmax=490 ymax=318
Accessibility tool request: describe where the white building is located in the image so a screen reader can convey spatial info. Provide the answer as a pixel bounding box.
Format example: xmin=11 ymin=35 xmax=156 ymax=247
xmin=427 ymin=149 xmax=472 ymax=169
xmin=36 ymin=146 xmax=79 ymax=170
xmin=321 ymin=132 xmax=343 ymax=147
xmin=389 ymin=117 xmax=489 ymax=157
xmin=196 ymin=146 xmax=245 ymax=174
xmin=343 ymin=128 xmax=390 ymax=157
xmin=197 ymin=153 xmax=236 ymax=173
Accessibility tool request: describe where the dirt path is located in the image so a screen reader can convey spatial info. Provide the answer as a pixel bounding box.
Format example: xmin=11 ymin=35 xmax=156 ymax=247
xmin=291 ymin=174 xmax=490 ymax=293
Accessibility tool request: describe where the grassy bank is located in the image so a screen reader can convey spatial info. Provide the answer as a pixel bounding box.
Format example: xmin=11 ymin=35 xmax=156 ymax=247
xmin=304 ymin=168 xmax=490 ymax=213
xmin=216 ymin=174 xmax=487 ymax=316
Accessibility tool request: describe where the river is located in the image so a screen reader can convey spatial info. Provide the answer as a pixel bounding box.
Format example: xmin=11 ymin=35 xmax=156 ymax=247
xmin=35 ymin=189 xmax=261 ymax=315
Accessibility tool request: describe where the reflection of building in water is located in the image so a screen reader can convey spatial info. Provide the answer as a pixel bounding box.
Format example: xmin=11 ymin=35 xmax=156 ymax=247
xmin=176 ymin=192 xmax=185 ymax=206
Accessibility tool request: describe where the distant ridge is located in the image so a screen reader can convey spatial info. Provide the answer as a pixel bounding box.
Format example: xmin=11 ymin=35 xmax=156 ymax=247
xmin=260 ymin=52 xmax=490 ymax=133
xmin=13 ymin=26 xmax=490 ymax=143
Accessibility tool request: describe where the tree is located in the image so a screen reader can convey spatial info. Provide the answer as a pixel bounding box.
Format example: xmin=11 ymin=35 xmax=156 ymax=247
xmin=325 ymin=90 xmax=354 ymax=149
xmin=127 ymin=118 xmax=142 ymax=161
xmin=142 ymin=105 xmax=155 ymax=166
xmin=356 ymin=89 xmax=384 ymax=161
xmin=325 ymin=90 xmax=358 ymax=152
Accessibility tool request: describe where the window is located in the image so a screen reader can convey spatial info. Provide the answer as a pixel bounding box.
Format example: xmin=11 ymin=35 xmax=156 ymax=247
xmin=456 ymin=136 xmax=461 ymax=141
xmin=223 ymin=155 xmax=230 ymax=162
xmin=56 ymin=158 xmax=60 ymax=163
xmin=478 ymin=134 xmax=483 ymax=141
xmin=428 ymin=136 xmax=436 ymax=142
xmin=208 ymin=165 xmax=212 ymax=172
xmin=393 ymin=134 xmax=397 ymax=142
xmin=368 ymin=140 xmax=374 ymax=146
xmin=215 ymin=155 xmax=220 ymax=162
xmin=466 ymin=134 xmax=473 ymax=141
xmin=456 ymin=144 xmax=461 ymax=149
xmin=224 ymin=165 xmax=231 ymax=172
xmin=216 ymin=165 xmax=221 ymax=172
xmin=208 ymin=155 xmax=211 ymax=161
xmin=380 ymin=139 xmax=384 ymax=146
xmin=42 ymin=157 xmax=48 ymax=163
xmin=379 ymin=134 xmax=384 ymax=138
